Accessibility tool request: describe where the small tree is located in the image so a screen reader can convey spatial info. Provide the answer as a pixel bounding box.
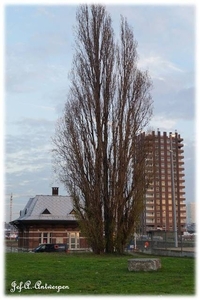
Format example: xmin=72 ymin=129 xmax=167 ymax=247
xmin=53 ymin=4 xmax=153 ymax=254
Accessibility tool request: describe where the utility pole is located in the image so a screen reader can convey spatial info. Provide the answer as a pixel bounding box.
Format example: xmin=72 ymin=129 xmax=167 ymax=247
xmin=10 ymin=193 xmax=13 ymax=222
xmin=169 ymin=133 xmax=178 ymax=248
xmin=9 ymin=193 xmax=13 ymax=240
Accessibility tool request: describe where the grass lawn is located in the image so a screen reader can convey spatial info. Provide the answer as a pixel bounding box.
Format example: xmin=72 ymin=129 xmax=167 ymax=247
xmin=5 ymin=252 xmax=195 ymax=295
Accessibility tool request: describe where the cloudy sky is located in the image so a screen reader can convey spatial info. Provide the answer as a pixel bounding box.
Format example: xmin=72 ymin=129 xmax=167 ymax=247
xmin=3 ymin=1 xmax=196 ymax=223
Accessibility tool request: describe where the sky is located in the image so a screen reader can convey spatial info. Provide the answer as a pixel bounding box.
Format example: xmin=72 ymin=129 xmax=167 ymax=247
xmin=2 ymin=0 xmax=197 ymax=223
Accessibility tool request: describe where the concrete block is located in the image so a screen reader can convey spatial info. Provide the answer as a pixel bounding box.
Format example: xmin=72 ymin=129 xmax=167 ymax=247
xmin=128 ymin=258 xmax=161 ymax=271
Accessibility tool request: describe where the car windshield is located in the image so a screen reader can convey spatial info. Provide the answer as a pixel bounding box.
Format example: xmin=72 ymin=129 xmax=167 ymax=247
xmin=34 ymin=246 xmax=41 ymax=251
xmin=35 ymin=245 xmax=45 ymax=251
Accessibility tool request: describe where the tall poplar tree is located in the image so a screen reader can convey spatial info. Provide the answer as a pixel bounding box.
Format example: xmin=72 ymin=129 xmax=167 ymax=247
xmin=53 ymin=4 xmax=153 ymax=254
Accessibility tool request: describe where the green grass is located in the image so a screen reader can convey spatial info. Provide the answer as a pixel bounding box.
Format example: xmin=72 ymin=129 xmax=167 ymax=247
xmin=5 ymin=252 xmax=195 ymax=295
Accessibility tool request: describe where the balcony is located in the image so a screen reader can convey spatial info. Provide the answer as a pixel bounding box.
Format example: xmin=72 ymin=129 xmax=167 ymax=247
xmin=146 ymin=200 xmax=154 ymax=204
xmin=146 ymin=213 xmax=155 ymax=217
xmin=146 ymin=208 xmax=154 ymax=212
xmin=180 ymin=206 xmax=186 ymax=210
xmin=146 ymin=220 xmax=155 ymax=224
xmin=180 ymin=218 xmax=186 ymax=224
xmin=179 ymin=183 xmax=185 ymax=188
xmin=179 ymin=197 xmax=186 ymax=202
xmin=178 ymin=137 xmax=183 ymax=142
xmin=179 ymin=189 xmax=185 ymax=194
xmin=180 ymin=213 xmax=186 ymax=217
xmin=179 ymin=178 xmax=185 ymax=183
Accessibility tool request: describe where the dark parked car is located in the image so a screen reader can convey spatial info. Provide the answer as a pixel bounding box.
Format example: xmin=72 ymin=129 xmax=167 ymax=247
xmin=32 ymin=243 xmax=68 ymax=253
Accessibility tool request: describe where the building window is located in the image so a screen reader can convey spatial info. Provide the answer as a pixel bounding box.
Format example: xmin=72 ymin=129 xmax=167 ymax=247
xmin=68 ymin=232 xmax=80 ymax=249
xmin=39 ymin=232 xmax=52 ymax=244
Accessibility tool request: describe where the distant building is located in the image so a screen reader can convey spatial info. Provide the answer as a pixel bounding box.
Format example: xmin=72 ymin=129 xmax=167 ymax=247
xmin=140 ymin=131 xmax=187 ymax=234
xmin=10 ymin=187 xmax=89 ymax=251
xmin=187 ymin=202 xmax=196 ymax=224
xmin=4 ymin=222 xmax=18 ymax=239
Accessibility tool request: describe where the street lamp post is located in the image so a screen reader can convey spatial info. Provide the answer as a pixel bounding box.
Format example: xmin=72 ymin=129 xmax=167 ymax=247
xmin=163 ymin=210 xmax=167 ymax=232
xmin=169 ymin=133 xmax=178 ymax=248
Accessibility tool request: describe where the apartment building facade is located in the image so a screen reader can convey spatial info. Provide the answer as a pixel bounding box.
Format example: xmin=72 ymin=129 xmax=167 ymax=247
xmin=141 ymin=130 xmax=186 ymax=234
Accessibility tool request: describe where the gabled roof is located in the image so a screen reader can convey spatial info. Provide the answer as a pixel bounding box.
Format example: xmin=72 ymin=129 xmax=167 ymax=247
xmin=12 ymin=195 xmax=76 ymax=222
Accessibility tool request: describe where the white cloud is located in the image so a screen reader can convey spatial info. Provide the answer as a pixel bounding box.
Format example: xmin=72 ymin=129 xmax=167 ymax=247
xmin=150 ymin=115 xmax=177 ymax=131
xmin=6 ymin=52 xmax=70 ymax=94
xmin=14 ymin=117 xmax=55 ymax=128
xmin=138 ymin=55 xmax=184 ymax=78
xmin=5 ymin=117 xmax=55 ymax=177
xmin=35 ymin=7 xmax=56 ymax=19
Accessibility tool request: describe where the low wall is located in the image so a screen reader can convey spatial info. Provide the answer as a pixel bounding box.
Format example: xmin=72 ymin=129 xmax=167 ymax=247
xmin=151 ymin=248 xmax=195 ymax=258
xmin=126 ymin=246 xmax=195 ymax=258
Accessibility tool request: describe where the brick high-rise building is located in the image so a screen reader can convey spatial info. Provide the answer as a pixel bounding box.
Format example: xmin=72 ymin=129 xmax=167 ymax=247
xmin=140 ymin=131 xmax=186 ymax=234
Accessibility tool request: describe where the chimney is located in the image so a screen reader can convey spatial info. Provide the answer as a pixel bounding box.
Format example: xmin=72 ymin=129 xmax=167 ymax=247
xmin=52 ymin=187 xmax=59 ymax=196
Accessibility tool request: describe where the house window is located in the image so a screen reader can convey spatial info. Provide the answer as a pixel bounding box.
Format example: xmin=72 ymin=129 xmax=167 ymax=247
xmin=68 ymin=232 xmax=80 ymax=249
xmin=39 ymin=232 xmax=52 ymax=244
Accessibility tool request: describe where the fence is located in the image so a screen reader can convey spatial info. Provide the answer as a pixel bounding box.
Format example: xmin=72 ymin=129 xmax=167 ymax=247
xmin=126 ymin=231 xmax=195 ymax=257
